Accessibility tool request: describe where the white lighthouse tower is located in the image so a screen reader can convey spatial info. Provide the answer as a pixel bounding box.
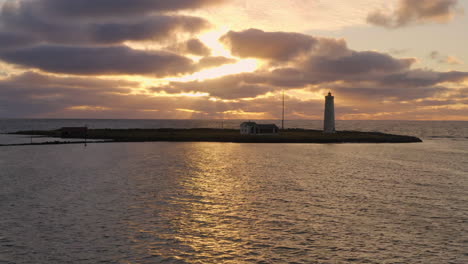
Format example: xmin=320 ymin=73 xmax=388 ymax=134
xmin=323 ymin=92 xmax=336 ymax=133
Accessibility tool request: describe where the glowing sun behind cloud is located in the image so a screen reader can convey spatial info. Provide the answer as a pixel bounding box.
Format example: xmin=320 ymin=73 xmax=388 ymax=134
xmin=199 ymin=27 xmax=233 ymax=57
xmin=170 ymin=27 xmax=261 ymax=82
xmin=171 ymin=59 xmax=259 ymax=82
xmin=113 ymin=27 xmax=261 ymax=95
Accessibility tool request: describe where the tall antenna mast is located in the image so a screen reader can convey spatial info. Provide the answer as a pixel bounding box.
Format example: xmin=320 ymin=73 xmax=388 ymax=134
xmin=282 ymin=89 xmax=285 ymax=130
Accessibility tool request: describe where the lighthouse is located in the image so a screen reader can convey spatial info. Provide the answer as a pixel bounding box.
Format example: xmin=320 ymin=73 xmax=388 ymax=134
xmin=323 ymin=92 xmax=335 ymax=133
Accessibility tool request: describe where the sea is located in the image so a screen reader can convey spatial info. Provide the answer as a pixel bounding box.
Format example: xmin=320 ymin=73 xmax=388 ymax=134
xmin=0 ymin=119 xmax=467 ymax=264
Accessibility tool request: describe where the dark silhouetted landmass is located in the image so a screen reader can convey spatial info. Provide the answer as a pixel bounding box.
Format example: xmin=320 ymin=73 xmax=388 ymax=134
xmin=6 ymin=128 xmax=423 ymax=146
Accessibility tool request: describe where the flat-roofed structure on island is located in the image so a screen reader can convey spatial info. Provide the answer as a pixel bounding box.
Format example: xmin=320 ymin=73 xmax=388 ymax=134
xmin=241 ymin=122 xmax=279 ymax=135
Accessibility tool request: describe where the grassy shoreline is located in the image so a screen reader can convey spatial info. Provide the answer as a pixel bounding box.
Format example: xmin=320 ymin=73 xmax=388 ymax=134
xmin=6 ymin=128 xmax=423 ymax=145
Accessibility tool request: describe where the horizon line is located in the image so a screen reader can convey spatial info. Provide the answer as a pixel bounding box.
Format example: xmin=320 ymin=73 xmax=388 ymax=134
xmin=1 ymin=118 xmax=467 ymax=122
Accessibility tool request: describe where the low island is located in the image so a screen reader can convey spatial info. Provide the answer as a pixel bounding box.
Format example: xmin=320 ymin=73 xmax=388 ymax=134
xmin=2 ymin=93 xmax=423 ymax=146
xmin=5 ymin=128 xmax=422 ymax=146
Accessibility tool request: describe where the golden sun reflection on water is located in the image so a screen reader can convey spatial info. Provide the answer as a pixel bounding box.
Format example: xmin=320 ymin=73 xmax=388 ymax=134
xmin=121 ymin=143 xmax=264 ymax=263
xmin=165 ymin=144 xmax=256 ymax=262
xmin=151 ymin=143 xmax=330 ymax=263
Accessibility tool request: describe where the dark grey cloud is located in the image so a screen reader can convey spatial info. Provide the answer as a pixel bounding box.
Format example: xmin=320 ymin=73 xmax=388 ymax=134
xmin=0 ymin=45 xmax=196 ymax=76
xmin=5 ymin=71 xmax=136 ymax=92
xmin=220 ymin=29 xmax=318 ymax=61
xmin=303 ymin=51 xmax=415 ymax=76
xmin=167 ymin=39 xmax=212 ymax=56
xmin=88 ymin=16 xmax=209 ymax=44
xmin=0 ymin=0 xmax=217 ymax=77
xmin=0 ymin=72 xmax=135 ymax=117
xmin=155 ymin=73 xmax=275 ymax=99
xmin=0 ymin=1 xmax=216 ymax=76
xmin=330 ymin=85 xmax=449 ymax=102
xmin=259 ymin=68 xmax=309 ymax=88
xmin=197 ymin=56 xmax=237 ymax=68
xmin=219 ymin=28 xmax=414 ymax=81
xmin=416 ymin=99 xmax=457 ymax=106
xmin=367 ymin=0 xmax=461 ymax=28
xmin=380 ymin=70 xmax=468 ymax=87
xmin=40 ymin=0 xmax=226 ymax=18
xmin=0 ymin=2 xmax=210 ymax=45
xmin=0 ymin=72 xmax=237 ymax=119
xmin=185 ymin=39 xmax=211 ymax=56
xmin=0 ymin=32 xmax=37 ymax=50
xmin=251 ymin=51 xmax=416 ymax=87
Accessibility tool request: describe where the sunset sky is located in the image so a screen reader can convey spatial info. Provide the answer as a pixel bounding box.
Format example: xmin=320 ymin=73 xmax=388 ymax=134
xmin=0 ymin=0 xmax=467 ymax=120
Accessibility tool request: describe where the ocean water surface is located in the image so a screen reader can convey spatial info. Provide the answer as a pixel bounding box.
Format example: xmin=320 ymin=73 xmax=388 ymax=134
xmin=0 ymin=120 xmax=467 ymax=263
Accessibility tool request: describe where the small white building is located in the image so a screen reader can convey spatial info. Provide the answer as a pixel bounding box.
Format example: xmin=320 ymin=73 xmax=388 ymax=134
xmin=241 ymin=122 xmax=279 ymax=135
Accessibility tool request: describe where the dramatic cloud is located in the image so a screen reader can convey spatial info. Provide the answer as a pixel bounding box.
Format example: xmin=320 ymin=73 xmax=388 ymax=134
xmin=0 ymin=32 xmax=37 ymax=49
xmin=156 ymin=73 xmax=274 ymax=99
xmin=197 ymin=56 xmax=237 ymax=68
xmin=0 ymin=72 xmax=261 ymax=119
xmin=29 ymin=0 xmax=227 ymax=18
xmin=4 ymin=71 xmax=136 ymax=92
xmin=146 ymin=29 xmax=466 ymax=103
xmin=217 ymin=29 xmax=417 ymax=86
xmin=0 ymin=72 xmax=135 ymax=117
xmin=0 ymin=3 xmax=210 ymax=45
xmin=168 ymin=39 xmax=212 ymax=56
xmin=88 ymin=16 xmax=210 ymax=44
xmin=0 ymin=45 xmax=196 ymax=76
xmin=302 ymin=51 xmax=415 ymax=76
xmin=328 ymin=84 xmax=449 ymax=102
xmin=367 ymin=0 xmax=461 ymax=28
xmin=379 ymin=70 xmax=468 ymax=87
xmin=0 ymin=70 xmax=466 ymax=120
xmin=220 ymin=29 xmax=318 ymax=61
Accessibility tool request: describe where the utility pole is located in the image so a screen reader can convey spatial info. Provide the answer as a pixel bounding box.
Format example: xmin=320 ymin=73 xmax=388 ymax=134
xmin=282 ymin=89 xmax=285 ymax=130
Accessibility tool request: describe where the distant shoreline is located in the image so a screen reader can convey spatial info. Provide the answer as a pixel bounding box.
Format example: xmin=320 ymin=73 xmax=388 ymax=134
xmin=1 ymin=128 xmax=423 ymax=146
xmin=0 ymin=140 xmax=112 ymax=147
